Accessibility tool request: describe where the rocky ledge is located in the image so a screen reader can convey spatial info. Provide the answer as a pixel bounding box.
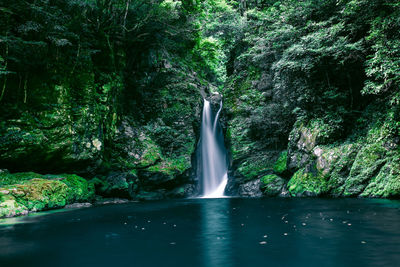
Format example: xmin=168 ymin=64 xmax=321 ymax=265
xmin=227 ymin=116 xmax=400 ymax=199
xmin=0 ymin=171 xmax=95 ymax=218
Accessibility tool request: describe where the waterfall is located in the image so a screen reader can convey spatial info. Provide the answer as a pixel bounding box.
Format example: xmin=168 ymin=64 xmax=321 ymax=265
xmin=199 ymin=98 xmax=228 ymax=198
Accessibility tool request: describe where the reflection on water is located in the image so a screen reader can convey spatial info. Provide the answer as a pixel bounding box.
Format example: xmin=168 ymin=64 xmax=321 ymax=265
xmin=0 ymin=198 xmax=399 ymax=267
xmin=0 ymin=208 xmax=71 ymax=227
xmin=201 ymin=199 xmax=231 ymax=267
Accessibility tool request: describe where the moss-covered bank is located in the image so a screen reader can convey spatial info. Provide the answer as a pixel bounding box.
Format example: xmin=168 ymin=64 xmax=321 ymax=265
xmin=225 ymin=104 xmax=400 ymax=199
xmin=0 ymin=172 xmax=94 ymax=218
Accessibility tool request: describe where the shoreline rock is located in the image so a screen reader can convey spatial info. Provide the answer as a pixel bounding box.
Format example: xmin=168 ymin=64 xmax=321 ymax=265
xmin=0 ymin=172 xmax=95 ymax=218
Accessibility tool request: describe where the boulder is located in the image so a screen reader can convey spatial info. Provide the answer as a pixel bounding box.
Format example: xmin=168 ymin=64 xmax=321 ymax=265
xmin=343 ymin=143 xmax=387 ymax=196
xmin=238 ymin=179 xmax=263 ymax=197
xmin=361 ymin=158 xmax=400 ymax=198
xmin=260 ymin=174 xmax=286 ymax=197
xmin=287 ymin=167 xmax=328 ymax=197
xmin=0 ymin=172 xmax=95 ymax=218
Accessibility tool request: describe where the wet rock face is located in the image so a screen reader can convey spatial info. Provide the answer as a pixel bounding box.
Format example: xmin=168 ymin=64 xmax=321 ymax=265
xmin=238 ymin=179 xmax=263 ymax=197
xmin=260 ymin=174 xmax=286 ymax=197
xmin=209 ymin=93 xmax=223 ymax=112
xmin=284 ymin=116 xmax=400 ymax=198
xmin=99 ymin=172 xmax=137 ymax=199
xmin=0 ymin=69 xmax=204 ymax=200
xmin=0 ymin=108 xmax=104 ymax=175
xmin=133 ymin=169 xmax=193 ymax=198
xmin=93 ymin=167 xmax=196 ymax=201
xmin=226 ymin=104 xmax=400 ymax=199
xmin=222 ymin=56 xmax=294 ymax=197
xmin=207 ymin=92 xmax=229 ymax=133
xmin=225 ymin=171 xmax=240 ymax=196
xmin=287 ymin=122 xmax=319 ymax=172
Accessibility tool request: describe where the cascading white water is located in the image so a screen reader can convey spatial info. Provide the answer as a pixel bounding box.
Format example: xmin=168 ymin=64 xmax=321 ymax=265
xmin=199 ymin=98 xmax=228 ymax=198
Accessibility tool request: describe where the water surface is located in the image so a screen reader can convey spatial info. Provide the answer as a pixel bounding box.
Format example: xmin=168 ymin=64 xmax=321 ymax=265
xmin=0 ymin=198 xmax=399 ymax=267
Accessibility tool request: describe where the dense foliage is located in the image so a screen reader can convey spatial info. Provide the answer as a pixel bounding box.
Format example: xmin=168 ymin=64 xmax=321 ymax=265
xmin=0 ymin=0 xmax=202 ymax=113
xmin=0 ymin=0 xmax=399 ymax=206
xmin=0 ymin=0 xmax=207 ymax=173
xmin=223 ymin=0 xmax=400 ymax=198
xmin=225 ymin=0 xmax=400 ymax=147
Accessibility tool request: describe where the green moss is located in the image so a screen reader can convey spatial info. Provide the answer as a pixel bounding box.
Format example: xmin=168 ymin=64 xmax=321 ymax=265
xmin=135 ymin=137 xmax=162 ymax=168
xmin=343 ymin=143 xmax=386 ymax=196
xmin=0 ymin=172 xmax=95 ymax=218
xmin=4 ymin=178 xmax=69 ymax=211
xmin=147 ymin=156 xmax=190 ymax=175
xmin=0 ymin=172 xmax=42 ymax=186
xmin=273 ymin=150 xmax=287 ymax=174
xmin=321 ymin=143 xmax=361 ymax=196
xmin=287 ymin=168 xmax=328 ymax=197
xmin=58 ymin=174 xmax=95 ymax=203
xmin=308 ymin=118 xmax=342 ymax=144
xmin=177 ymin=187 xmax=185 ymax=194
xmin=237 ymin=154 xmax=275 ymax=181
xmin=260 ymin=174 xmax=285 ymax=196
xmin=0 ymin=198 xmax=28 ymax=218
xmin=161 ymin=102 xmax=192 ymax=124
xmin=361 ymin=157 xmax=400 ymax=198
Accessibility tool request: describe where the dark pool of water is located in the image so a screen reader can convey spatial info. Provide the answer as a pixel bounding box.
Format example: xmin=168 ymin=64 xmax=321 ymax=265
xmin=0 ymin=198 xmax=399 ymax=267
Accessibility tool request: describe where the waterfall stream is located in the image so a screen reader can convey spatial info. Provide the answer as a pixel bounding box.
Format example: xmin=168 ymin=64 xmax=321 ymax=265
xmin=199 ymin=98 xmax=228 ymax=198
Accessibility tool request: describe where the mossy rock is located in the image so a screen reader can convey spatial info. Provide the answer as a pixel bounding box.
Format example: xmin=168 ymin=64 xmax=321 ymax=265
xmin=0 ymin=104 xmax=104 ymax=174
xmin=313 ymin=143 xmax=360 ymax=196
xmin=0 ymin=172 xmax=95 ymax=218
xmin=343 ymin=143 xmax=387 ymax=197
xmin=360 ymin=158 xmax=400 ymax=198
xmin=58 ymin=174 xmax=95 ymax=203
xmin=91 ymin=172 xmax=137 ymax=199
xmin=273 ymin=151 xmax=287 ymax=174
xmin=0 ymin=172 xmax=43 ymax=186
xmin=236 ymin=154 xmax=275 ymax=181
xmin=11 ymin=179 xmax=69 ymax=211
xmin=260 ymin=174 xmax=286 ymax=196
xmin=147 ymin=156 xmax=191 ymax=176
xmin=287 ymin=167 xmax=328 ymax=197
xmin=134 ymin=137 xmax=162 ymax=168
xmin=0 ymin=197 xmax=28 ymax=217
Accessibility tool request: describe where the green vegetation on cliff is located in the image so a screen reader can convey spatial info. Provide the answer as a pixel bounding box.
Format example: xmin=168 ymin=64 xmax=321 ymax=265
xmin=222 ymin=0 xmax=400 ymax=198
xmin=0 ymin=0 xmax=399 ymax=204
xmin=0 ymin=0 xmax=218 ymax=200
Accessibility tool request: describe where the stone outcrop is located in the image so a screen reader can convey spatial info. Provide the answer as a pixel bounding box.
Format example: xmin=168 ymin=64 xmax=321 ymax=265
xmin=0 ymin=172 xmax=95 ymax=218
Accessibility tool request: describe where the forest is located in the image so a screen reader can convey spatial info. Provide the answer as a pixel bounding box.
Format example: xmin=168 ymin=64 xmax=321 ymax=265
xmin=1 ymin=1 xmax=400 ymax=266
xmin=0 ymin=0 xmax=399 ymax=215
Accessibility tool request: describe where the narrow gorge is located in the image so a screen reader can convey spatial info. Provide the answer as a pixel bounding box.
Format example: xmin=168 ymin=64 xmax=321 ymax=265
xmin=0 ymin=0 xmax=400 ymax=218
xmin=0 ymin=1 xmax=399 ymax=266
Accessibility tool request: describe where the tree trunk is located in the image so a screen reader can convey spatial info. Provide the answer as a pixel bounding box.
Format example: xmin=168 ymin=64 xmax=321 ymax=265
xmin=0 ymin=25 xmax=9 ymax=102
xmin=23 ymin=76 xmax=28 ymax=104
